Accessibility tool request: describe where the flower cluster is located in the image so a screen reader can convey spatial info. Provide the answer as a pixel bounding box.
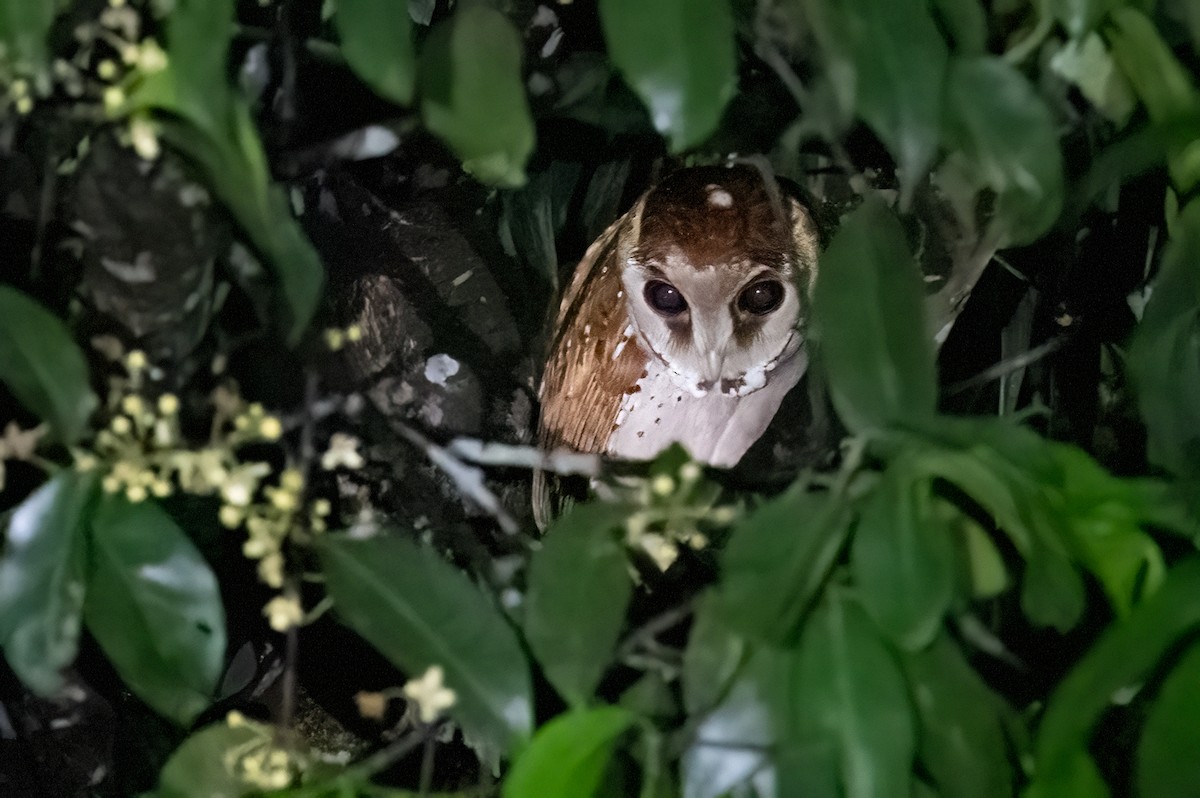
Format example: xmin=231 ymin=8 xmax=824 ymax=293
xmin=621 ymin=456 xmax=739 ymax=571
xmin=224 ymin=711 xmax=300 ymax=790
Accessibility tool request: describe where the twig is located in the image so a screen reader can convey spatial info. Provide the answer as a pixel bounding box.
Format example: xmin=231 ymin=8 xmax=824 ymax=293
xmin=946 ymin=334 xmax=1071 ymax=396
xmin=615 ymin=600 xmax=696 ymax=662
xmin=393 ymin=421 xmax=521 ymax=535
xmin=446 ymin=438 xmax=601 ymax=477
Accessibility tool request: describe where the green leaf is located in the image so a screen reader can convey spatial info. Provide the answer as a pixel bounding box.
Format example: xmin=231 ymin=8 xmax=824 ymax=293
xmin=1048 ymin=33 xmax=1136 ymax=124
xmin=418 ymin=5 xmax=535 ymax=187
xmin=808 ymin=0 xmax=948 ymax=202
xmin=1030 ymin=558 xmax=1200 ymax=795
xmin=0 ymin=0 xmax=66 ymax=81
xmin=680 ymin=650 xmax=775 ymax=798
xmin=125 ymin=0 xmax=324 ymax=345
xmin=901 ymin=634 xmax=1015 ymax=798
xmin=940 ymin=56 xmax=1065 ymax=245
xmin=0 ymin=470 xmax=96 ymax=694
xmin=717 ymin=486 xmax=851 ymax=643
xmin=317 ymin=534 xmax=533 ymax=752
xmin=524 ymin=504 xmax=633 ymax=706
xmin=598 ymin=0 xmax=736 ymax=151
xmin=84 ymin=495 xmax=226 ymax=725
xmin=1107 ymin=7 xmax=1200 ymax=191
xmin=155 ymin=719 xmax=267 ymax=798
xmin=334 ymin=0 xmax=416 ymax=105
xmin=1129 ymin=199 xmax=1200 ymax=485
xmin=784 ymin=594 xmax=916 ymax=798
xmin=852 ymin=466 xmax=954 ymax=650
xmin=0 ymin=286 xmax=99 ymax=444
xmin=681 ymin=594 xmax=746 ymax=715
xmin=812 ymin=199 xmax=936 ymax=432
xmin=502 ymin=707 xmax=636 ymax=798
xmin=930 ymin=0 xmax=987 ymax=55
xmin=1021 ymin=539 xmax=1087 ymax=633
xmin=1050 ymin=0 xmax=1120 ymax=38
xmin=1137 ymin=643 xmax=1200 ymax=798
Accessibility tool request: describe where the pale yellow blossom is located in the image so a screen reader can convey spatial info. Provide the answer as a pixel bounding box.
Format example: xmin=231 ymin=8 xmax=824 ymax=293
xmin=403 ymin=665 xmax=457 ymax=723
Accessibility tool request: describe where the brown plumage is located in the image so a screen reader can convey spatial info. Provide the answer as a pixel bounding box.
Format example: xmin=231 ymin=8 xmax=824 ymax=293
xmin=535 ymin=164 xmax=820 ymax=525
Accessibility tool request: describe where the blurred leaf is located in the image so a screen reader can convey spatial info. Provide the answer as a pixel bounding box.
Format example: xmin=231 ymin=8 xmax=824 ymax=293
xmin=808 ymin=0 xmax=948 ymax=202
xmin=0 ymin=286 xmax=99 ymax=444
xmin=680 ymin=651 xmax=774 ymax=798
xmin=155 ymin=719 xmax=266 ymax=798
xmin=1050 ymin=0 xmax=1120 ymax=38
xmin=524 ymin=504 xmax=633 ymax=706
xmin=0 ymin=0 xmax=67 ymax=82
xmin=419 ymin=5 xmax=535 ymax=187
xmin=1107 ymin=7 xmax=1200 ymax=191
xmin=1129 ymin=199 xmax=1200 ymax=488
xmin=0 ymin=470 xmax=95 ymax=694
xmin=852 ymin=465 xmax=954 ymax=650
xmin=681 ymin=594 xmax=746 ymax=715
xmin=813 ymin=199 xmax=936 ymax=432
xmin=1030 ymin=558 xmax=1200 ymax=796
xmin=960 ymin=515 xmax=1008 ymax=598
xmin=783 ymin=594 xmax=916 ymax=798
xmin=717 ymin=486 xmax=850 ymax=643
xmin=317 ymin=534 xmax=533 ymax=752
xmin=334 ymin=0 xmax=416 ymax=105
xmin=409 ymin=0 xmax=435 ymax=26
xmin=502 ymin=707 xmax=635 ymax=798
xmin=84 ymin=495 xmax=225 ymax=725
xmin=940 ymin=56 xmax=1064 ymax=245
xmin=598 ymin=0 xmax=736 ymax=151
xmin=124 ymin=0 xmax=323 ymax=344
xmin=1020 ymin=543 xmax=1087 ymax=632
xmin=1048 ymin=33 xmax=1136 ymax=124
xmin=930 ymin=0 xmax=987 ymax=55
xmin=1136 ymin=643 xmax=1200 ymax=798
xmin=901 ymin=634 xmax=1015 ymax=798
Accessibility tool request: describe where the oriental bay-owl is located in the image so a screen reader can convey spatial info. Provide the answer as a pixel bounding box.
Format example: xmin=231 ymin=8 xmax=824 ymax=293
xmin=537 ymin=164 xmax=820 ymax=498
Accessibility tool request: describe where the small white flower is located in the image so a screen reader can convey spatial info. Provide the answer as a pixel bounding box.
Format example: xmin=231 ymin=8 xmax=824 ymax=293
xmin=321 ymin=432 xmax=364 ymax=470
xmin=403 ymin=665 xmax=457 ymax=723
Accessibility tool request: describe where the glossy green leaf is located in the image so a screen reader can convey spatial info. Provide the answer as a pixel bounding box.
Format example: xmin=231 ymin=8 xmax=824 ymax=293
xmin=598 ymin=0 xmax=736 ymax=151
xmin=902 ymin=635 xmax=1014 ymax=798
xmin=0 ymin=470 xmax=96 ymax=694
xmin=124 ymin=0 xmax=324 ymax=345
xmin=1136 ymin=644 xmax=1200 ymax=798
xmin=502 ymin=707 xmax=635 ymax=798
xmin=419 ymin=5 xmax=535 ymax=187
xmin=317 ymin=534 xmax=533 ymax=752
xmin=808 ymin=0 xmax=948 ymax=201
xmin=1030 ymin=558 xmax=1200 ymax=795
xmin=960 ymin=516 xmax=1008 ymax=599
xmin=334 ymin=0 xmax=416 ymax=105
xmin=524 ymin=504 xmax=633 ymax=706
xmin=84 ymin=495 xmax=225 ymax=725
xmin=787 ymin=594 xmax=916 ymax=798
xmin=941 ymin=56 xmax=1064 ymax=245
xmin=852 ymin=467 xmax=954 ymax=650
xmin=717 ymin=486 xmax=850 ymax=643
xmin=1129 ymin=199 xmax=1200 ymax=484
xmin=155 ymin=719 xmax=267 ymax=798
xmin=0 ymin=286 xmax=99 ymax=444
xmin=812 ymin=199 xmax=936 ymax=432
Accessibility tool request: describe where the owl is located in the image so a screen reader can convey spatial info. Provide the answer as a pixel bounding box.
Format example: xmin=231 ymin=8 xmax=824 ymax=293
xmin=536 ymin=164 xmax=820 ymax=517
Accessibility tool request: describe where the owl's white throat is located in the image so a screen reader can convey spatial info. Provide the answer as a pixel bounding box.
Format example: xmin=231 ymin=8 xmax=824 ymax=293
xmin=634 ymin=327 xmax=804 ymax=399
xmin=607 ymin=330 xmax=808 ymax=467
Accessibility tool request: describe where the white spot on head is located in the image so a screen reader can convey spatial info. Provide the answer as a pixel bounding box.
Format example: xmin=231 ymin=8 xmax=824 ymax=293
xmin=706 ymin=184 xmax=733 ymax=209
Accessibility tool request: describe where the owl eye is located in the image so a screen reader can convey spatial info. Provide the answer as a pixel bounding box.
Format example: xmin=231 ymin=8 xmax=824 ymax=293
xmin=737 ymin=280 xmax=785 ymax=315
xmin=644 ymin=280 xmax=688 ymax=316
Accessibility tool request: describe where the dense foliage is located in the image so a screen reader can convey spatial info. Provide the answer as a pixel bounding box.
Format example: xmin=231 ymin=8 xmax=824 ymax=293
xmin=2 ymin=0 xmax=1200 ymax=796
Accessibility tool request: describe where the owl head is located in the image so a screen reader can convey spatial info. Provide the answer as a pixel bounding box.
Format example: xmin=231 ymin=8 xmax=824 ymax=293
xmin=617 ymin=164 xmax=820 ymax=397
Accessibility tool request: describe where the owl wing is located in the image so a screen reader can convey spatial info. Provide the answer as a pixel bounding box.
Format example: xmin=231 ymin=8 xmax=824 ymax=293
xmin=534 ymin=212 xmax=650 ymax=527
